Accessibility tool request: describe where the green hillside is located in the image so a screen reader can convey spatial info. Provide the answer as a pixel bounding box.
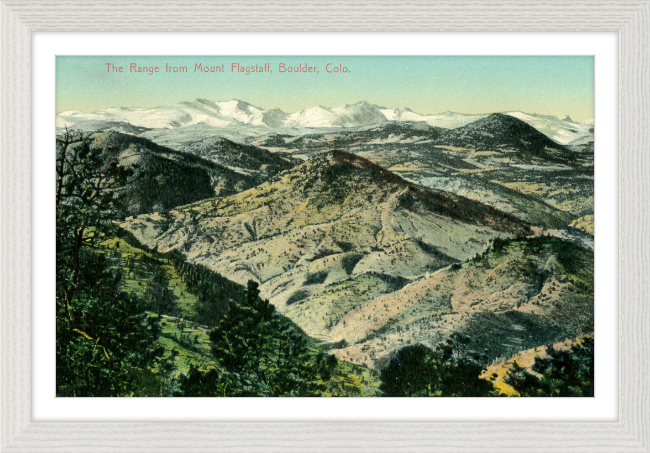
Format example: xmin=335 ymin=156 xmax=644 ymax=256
xmin=99 ymin=231 xmax=381 ymax=396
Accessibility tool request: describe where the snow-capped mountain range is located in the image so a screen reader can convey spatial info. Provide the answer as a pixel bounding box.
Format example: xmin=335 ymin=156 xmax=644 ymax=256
xmin=57 ymin=99 xmax=594 ymax=145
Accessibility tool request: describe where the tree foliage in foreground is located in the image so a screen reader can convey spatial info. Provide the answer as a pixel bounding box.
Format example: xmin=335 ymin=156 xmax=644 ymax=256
xmin=505 ymin=336 xmax=594 ymax=397
xmin=380 ymin=334 xmax=497 ymax=397
xmin=178 ymin=281 xmax=336 ymax=397
xmin=173 ymin=260 xmax=243 ymax=327
xmin=56 ymin=131 xmax=168 ymax=396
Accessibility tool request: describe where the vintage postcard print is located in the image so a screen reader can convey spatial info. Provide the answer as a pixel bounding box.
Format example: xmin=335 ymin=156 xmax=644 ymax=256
xmin=56 ymin=56 xmax=594 ymax=397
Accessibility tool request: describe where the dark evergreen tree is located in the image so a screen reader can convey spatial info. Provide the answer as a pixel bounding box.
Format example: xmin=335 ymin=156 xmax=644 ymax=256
xmin=178 ymin=281 xmax=332 ymax=397
xmin=144 ymin=267 xmax=177 ymax=316
xmin=56 ymin=131 xmax=166 ymax=396
xmin=380 ymin=335 xmax=496 ymax=397
xmin=173 ymin=260 xmax=242 ymax=327
xmin=176 ymin=365 xmax=228 ymax=397
xmin=208 ymin=281 xmax=326 ymax=396
xmin=505 ymin=336 xmax=594 ymax=397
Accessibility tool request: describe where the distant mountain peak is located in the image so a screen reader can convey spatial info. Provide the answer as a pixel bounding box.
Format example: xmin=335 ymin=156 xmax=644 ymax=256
xmin=330 ymin=149 xmax=404 ymax=172
xmin=56 ymin=100 xmax=594 ymax=146
xmin=195 ymin=98 xmax=215 ymax=106
xmin=485 ymin=112 xmax=515 ymax=121
xmin=434 ymin=111 xmax=573 ymax=159
xmin=468 ymin=112 xmax=538 ymax=129
xmin=259 ymin=149 xmax=530 ymax=238
xmin=280 ymin=149 xmax=415 ymax=193
xmin=219 ymin=98 xmax=258 ymax=111
xmin=316 ymin=149 xmax=384 ymax=170
xmin=352 ymin=100 xmax=378 ymax=107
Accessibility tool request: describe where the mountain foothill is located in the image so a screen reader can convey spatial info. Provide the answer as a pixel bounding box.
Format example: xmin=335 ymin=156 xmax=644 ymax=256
xmin=56 ymin=100 xmax=594 ymax=397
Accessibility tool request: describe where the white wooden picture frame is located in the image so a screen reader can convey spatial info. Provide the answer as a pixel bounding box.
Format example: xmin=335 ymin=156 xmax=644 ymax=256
xmin=1 ymin=1 xmax=649 ymax=451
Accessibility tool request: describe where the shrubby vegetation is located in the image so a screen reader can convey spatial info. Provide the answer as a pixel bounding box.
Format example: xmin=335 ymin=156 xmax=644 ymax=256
xmin=380 ymin=334 xmax=595 ymax=398
xmin=178 ymin=281 xmax=336 ymax=397
xmin=56 ymin=131 xmax=169 ymax=396
xmin=504 ymin=336 xmax=594 ymax=397
xmin=379 ymin=334 xmax=497 ymax=397
xmin=173 ymin=260 xmax=243 ymax=328
xmin=489 ymin=235 xmax=590 ymax=276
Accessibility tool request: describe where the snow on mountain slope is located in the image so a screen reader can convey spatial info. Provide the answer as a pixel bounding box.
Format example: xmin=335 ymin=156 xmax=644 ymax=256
xmin=379 ymin=107 xmax=417 ymax=122
xmin=506 ymin=111 xmax=593 ymax=145
xmin=330 ymin=102 xmax=389 ymax=126
xmin=285 ymin=103 xmax=399 ymax=128
xmin=58 ymin=99 xmax=594 ymax=145
xmin=284 ymin=106 xmax=344 ymax=128
xmin=58 ymin=104 xmax=230 ymax=129
xmin=215 ymin=99 xmax=287 ymax=127
xmin=58 ymin=99 xmax=283 ymax=130
xmin=420 ymin=112 xmax=490 ymax=129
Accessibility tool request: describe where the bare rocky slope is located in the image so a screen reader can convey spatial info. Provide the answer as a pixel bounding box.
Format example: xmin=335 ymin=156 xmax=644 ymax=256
xmin=327 ymin=236 xmax=593 ymax=369
xmin=116 ymin=120 xmax=593 ymax=372
xmin=121 ymin=151 xmax=543 ymax=362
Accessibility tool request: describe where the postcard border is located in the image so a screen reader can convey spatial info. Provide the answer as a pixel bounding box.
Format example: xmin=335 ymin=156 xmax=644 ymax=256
xmin=1 ymin=1 xmax=649 ymax=452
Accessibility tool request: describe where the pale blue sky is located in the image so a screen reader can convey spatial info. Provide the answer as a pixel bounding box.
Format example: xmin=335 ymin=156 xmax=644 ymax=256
xmin=57 ymin=56 xmax=594 ymax=121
